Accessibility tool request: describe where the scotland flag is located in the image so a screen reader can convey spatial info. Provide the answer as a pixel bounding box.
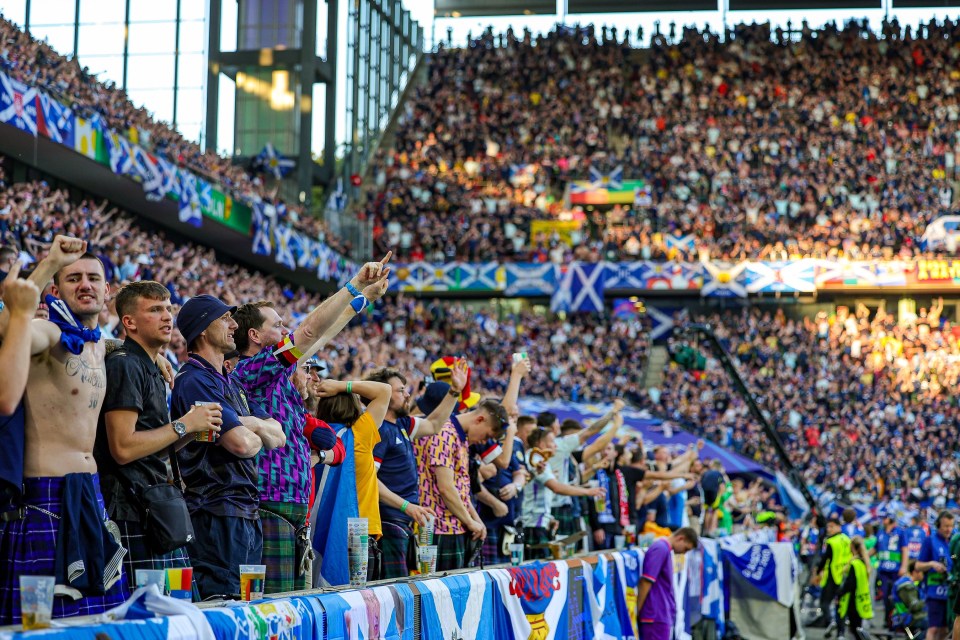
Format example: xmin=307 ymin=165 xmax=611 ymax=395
xmin=551 ymin=262 xmax=606 ymax=313
xmin=36 ymin=92 xmax=74 ymax=146
xmin=0 ymin=71 xmax=38 ymax=135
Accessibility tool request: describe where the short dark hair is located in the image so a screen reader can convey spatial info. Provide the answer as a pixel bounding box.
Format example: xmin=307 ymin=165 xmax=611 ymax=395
xmin=675 ymin=527 xmax=699 ymax=547
xmin=527 ymin=427 xmax=551 ymax=449
xmin=517 ymin=415 xmax=536 ymax=430
xmin=366 ymin=368 xmax=407 ymax=386
xmin=232 ymin=301 xmax=274 ymax=354
xmin=52 ymin=252 xmax=104 ymax=286
xmin=936 ymin=510 xmax=955 ymax=528
xmin=536 ymin=411 xmax=557 ymax=428
xmin=477 ymin=398 xmax=508 ymax=437
xmin=0 ymin=245 xmax=17 ymax=262
xmin=114 ymin=281 xmax=169 ymax=318
xmin=560 ymin=418 xmax=581 ymax=434
xmin=842 ymin=507 xmax=856 ymax=524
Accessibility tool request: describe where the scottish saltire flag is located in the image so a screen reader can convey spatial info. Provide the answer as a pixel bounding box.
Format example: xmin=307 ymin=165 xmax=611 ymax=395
xmin=551 ymin=262 xmax=605 ymax=313
xmin=701 ymin=539 xmax=725 ymax=638
xmin=743 ymin=261 xmax=817 ymax=294
xmin=297 ymin=237 xmax=317 ymax=269
xmin=613 ymin=551 xmax=641 ymax=640
xmin=254 ymin=142 xmax=296 ymax=180
xmin=273 ymin=224 xmax=297 ymax=270
xmin=310 ymin=425 xmax=358 ymax=587
xmin=775 ymin=471 xmax=810 ymax=520
xmin=177 ymin=172 xmax=202 ymax=227
xmin=489 ymin=562 xmax=570 ymax=640
xmin=252 ymin=202 xmax=275 ymax=255
xmin=504 ymin=262 xmax=557 ymax=296
xmin=133 ymin=146 xmax=166 ymax=201
xmin=582 ymin=554 xmax=621 ymax=640
xmin=664 ymin=233 xmax=697 ymax=254
xmin=418 ymin=573 xmax=498 ymax=640
xmin=36 ymin=92 xmax=73 ymax=146
xmin=326 ymin=177 xmax=347 ymax=212
xmin=156 ymin=156 xmax=180 ymax=200
xmin=105 ymin=130 xmax=133 ymax=176
xmin=700 ymin=260 xmax=748 ymax=298
xmin=196 ymin=178 xmax=213 ymax=210
xmin=588 ymin=165 xmax=624 ymax=190
xmin=0 ymin=71 xmax=38 ymax=135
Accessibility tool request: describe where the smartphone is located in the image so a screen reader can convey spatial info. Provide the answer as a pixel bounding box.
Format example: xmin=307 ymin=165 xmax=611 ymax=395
xmin=512 ymin=352 xmax=528 ymax=363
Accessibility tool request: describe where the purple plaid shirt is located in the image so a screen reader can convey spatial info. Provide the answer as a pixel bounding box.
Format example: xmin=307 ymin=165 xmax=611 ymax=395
xmin=231 ymin=337 xmax=310 ymax=505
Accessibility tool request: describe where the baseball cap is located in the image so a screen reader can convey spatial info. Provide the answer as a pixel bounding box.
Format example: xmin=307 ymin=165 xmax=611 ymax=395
xmin=176 ymin=294 xmax=237 ymax=347
xmin=417 ymin=381 xmax=454 ymax=416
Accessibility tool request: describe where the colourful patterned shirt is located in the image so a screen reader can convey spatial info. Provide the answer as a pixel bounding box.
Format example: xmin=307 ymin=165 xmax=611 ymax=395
xmin=231 ymin=336 xmax=310 ymax=505
xmin=415 ymin=417 xmax=471 ymax=535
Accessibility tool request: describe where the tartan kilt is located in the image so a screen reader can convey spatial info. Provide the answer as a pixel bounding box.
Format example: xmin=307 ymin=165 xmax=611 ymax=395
xmin=523 ymin=526 xmax=553 ymax=561
xmin=0 ymin=475 xmax=128 ymax=625
xmin=553 ymin=505 xmax=582 ymax=538
xmin=380 ymin=521 xmax=414 ymax=580
xmin=115 ymin=519 xmax=197 ymax=600
xmin=260 ymin=501 xmax=310 ymax=595
xmin=481 ymin=525 xmax=509 ymax=566
xmin=436 ymin=533 xmax=467 ymax=572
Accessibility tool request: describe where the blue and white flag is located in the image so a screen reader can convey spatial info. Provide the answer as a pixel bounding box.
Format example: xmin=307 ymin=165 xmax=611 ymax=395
xmin=318 ymin=584 xmax=414 ymax=640
xmin=0 ymin=71 xmax=37 ymax=135
xmin=719 ymin=540 xmax=794 ymax=607
xmin=776 ymin=471 xmax=811 ymax=520
xmin=489 ymin=563 xmax=572 ymax=640
xmin=701 ymin=540 xmax=726 ymax=638
xmin=310 ymin=424 xmax=359 ymax=587
xmin=612 ymin=551 xmax=641 ymax=640
xmin=700 ymin=260 xmax=748 ymax=298
xmin=105 ymin=130 xmax=134 ymax=177
xmin=206 ymin=595 xmax=320 ymax=640
xmin=273 ymin=224 xmax=297 ymax=270
xmin=177 ymin=171 xmax=202 ymax=227
xmin=254 ymin=142 xmax=296 ymax=180
xmin=504 ymin=262 xmax=557 ymax=296
xmin=551 ymin=262 xmax=605 ymax=313
xmin=582 ymin=554 xmax=621 ymax=640
xmin=664 ymin=233 xmax=697 ymax=254
xmin=252 ymin=203 xmax=274 ymax=256
xmin=196 ymin=178 xmax=213 ymax=210
xmin=133 ymin=146 xmax=166 ymax=201
xmin=155 ymin=156 xmax=180 ymax=200
xmin=588 ymin=165 xmax=624 ymax=190
xmin=418 ymin=573 xmax=498 ymax=640
xmin=36 ymin=91 xmax=73 ymax=146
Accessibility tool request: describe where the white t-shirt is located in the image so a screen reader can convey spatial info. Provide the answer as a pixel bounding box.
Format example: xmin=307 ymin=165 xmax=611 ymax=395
xmin=549 ymin=434 xmax=582 ymax=508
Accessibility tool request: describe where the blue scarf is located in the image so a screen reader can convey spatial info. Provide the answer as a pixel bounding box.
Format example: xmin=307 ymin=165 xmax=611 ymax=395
xmin=45 ymin=294 xmax=101 ymax=355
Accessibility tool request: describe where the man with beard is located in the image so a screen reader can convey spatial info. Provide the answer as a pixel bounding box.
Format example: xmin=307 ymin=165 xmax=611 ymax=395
xmin=0 ymin=237 xmax=130 ymax=624
xmin=365 ymin=363 xmax=467 ymax=578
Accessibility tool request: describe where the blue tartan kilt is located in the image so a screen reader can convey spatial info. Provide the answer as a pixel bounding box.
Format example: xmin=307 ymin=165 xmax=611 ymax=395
xmin=0 ymin=475 xmax=128 ymax=625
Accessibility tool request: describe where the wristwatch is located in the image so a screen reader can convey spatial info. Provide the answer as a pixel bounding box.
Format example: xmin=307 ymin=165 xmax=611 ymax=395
xmin=448 ymin=387 xmax=461 ymax=398
xmin=317 ymin=450 xmax=327 ymax=465
xmin=172 ymin=420 xmax=187 ymax=437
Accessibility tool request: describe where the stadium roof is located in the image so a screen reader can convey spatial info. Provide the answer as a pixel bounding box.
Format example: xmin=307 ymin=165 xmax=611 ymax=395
xmin=435 ymin=0 xmax=958 ymax=17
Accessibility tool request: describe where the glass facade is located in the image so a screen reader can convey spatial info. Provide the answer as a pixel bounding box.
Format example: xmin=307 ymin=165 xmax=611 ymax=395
xmin=0 ymin=0 xmax=208 ymax=144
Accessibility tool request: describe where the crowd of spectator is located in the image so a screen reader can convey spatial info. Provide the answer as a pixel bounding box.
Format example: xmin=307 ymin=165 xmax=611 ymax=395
xmin=0 ymin=16 xmax=351 ymax=258
xmin=652 ymin=304 xmax=960 ymax=511
xmin=368 ymin=18 xmax=960 ymax=263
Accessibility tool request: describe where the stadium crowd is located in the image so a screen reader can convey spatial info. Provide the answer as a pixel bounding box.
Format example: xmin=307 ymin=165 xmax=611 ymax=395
xmin=368 ymin=18 xmax=960 ymax=263
xmin=654 ymin=304 xmax=960 ymax=513
xmin=0 ymin=16 xmax=350 ymax=257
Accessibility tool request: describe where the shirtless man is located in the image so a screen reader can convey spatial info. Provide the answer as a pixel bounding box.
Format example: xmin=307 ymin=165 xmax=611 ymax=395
xmin=0 ymin=236 xmax=129 ymax=624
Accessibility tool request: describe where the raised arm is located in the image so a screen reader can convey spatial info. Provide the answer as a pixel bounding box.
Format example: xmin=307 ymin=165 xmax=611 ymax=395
xmin=316 ymin=379 xmax=393 ymax=427
xmin=292 ymin=253 xmax=391 ymax=357
xmin=578 ymin=398 xmax=626 ymax=445
xmin=582 ymin=411 xmax=622 ymax=461
xmin=501 ymin=356 xmax=532 ymax=418
xmin=413 ymin=359 xmax=468 ymax=439
xmin=0 ymin=263 xmax=40 ymax=414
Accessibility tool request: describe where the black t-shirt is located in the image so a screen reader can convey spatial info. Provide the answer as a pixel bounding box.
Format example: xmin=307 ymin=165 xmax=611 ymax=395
xmin=96 ymin=339 xmax=173 ymax=521
xmin=620 ymin=466 xmax=646 ymax=517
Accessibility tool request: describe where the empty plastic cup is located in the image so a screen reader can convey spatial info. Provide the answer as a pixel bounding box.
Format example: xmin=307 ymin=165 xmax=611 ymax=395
xmin=510 ymin=543 xmax=525 ymax=566
xmin=135 ymin=569 xmax=166 ymax=592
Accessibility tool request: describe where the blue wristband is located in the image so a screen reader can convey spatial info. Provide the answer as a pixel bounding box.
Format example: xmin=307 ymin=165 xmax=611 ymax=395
xmin=350 ymin=295 xmax=368 ymax=314
xmin=345 ymin=282 xmax=361 ymax=297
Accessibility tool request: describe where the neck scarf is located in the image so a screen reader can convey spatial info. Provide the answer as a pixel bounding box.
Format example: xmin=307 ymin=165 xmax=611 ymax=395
xmin=45 ymin=294 xmax=101 ymax=355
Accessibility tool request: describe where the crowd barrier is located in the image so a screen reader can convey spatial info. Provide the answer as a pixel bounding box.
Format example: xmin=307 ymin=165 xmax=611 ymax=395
xmin=0 ymin=539 xmax=800 ymax=640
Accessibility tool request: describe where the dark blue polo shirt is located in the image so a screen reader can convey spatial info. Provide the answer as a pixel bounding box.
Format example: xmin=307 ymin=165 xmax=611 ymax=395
xmin=479 ymin=436 xmax=525 ymax=530
xmin=170 ymin=354 xmax=269 ymax=520
xmin=373 ymin=416 xmax=421 ymax=526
